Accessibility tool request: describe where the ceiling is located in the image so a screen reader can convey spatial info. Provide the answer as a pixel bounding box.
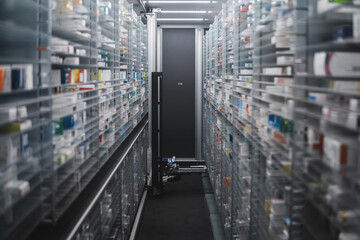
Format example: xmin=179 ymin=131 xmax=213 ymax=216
xmin=144 ymin=0 xmax=226 ymax=26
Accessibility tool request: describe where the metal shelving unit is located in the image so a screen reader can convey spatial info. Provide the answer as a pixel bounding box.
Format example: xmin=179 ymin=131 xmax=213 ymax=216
xmin=203 ymin=1 xmax=360 ymax=240
xmin=70 ymin=123 xmax=148 ymax=240
xmin=292 ymin=1 xmax=360 ymax=240
xmin=0 ymin=0 xmax=148 ymax=239
xmin=0 ymin=0 xmax=53 ymax=239
xmin=232 ymin=2 xmax=254 ymax=239
xmin=251 ymin=1 xmax=298 ymax=239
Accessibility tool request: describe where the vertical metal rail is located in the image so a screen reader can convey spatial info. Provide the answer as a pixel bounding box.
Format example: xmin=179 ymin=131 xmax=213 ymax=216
xmin=157 ymin=26 xmax=163 ymax=72
xmin=146 ymin=11 xmax=159 ymax=186
xmin=129 ymin=189 xmax=148 ymax=240
xmin=195 ymin=28 xmax=204 ymax=161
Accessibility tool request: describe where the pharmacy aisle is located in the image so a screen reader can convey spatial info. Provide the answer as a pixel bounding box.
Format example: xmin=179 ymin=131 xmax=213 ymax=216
xmin=1 ymin=0 xmax=360 ymax=239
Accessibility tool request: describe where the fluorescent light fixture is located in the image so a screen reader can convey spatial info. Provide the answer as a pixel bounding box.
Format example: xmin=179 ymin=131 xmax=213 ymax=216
xmin=157 ymin=18 xmax=208 ymax=21
xmin=148 ymin=1 xmax=218 ymax=3
xmin=161 ymin=10 xmax=212 ymax=13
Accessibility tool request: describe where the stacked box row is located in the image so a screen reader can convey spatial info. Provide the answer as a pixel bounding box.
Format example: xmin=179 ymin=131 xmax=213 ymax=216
xmin=0 ymin=0 xmax=148 ymax=239
xmin=203 ymin=0 xmax=360 ymax=240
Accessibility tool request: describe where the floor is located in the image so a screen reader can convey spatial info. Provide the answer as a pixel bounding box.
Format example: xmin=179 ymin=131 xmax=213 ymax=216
xmin=136 ymin=174 xmax=214 ymax=240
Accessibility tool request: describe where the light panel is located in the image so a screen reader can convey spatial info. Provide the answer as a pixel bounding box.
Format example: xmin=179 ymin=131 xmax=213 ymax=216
xmin=161 ymin=10 xmax=212 ymax=13
xmin=148 ymin=1 xmax=218 ymax=3
xmin=157 ymin=18 xmax=208 ymax=21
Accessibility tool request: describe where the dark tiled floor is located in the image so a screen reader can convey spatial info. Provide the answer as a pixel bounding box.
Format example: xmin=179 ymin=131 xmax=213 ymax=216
xmin=136 ymin=174 xmax=213 ymax=240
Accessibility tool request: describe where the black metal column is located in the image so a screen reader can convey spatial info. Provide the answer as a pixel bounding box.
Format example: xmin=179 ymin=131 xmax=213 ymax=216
xmin=151 ymin=72 xmax=163 ymax=195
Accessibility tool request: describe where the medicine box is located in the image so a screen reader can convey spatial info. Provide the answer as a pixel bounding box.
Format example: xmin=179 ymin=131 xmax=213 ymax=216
xmin=314 ymin=52 xmax=360 ymax=77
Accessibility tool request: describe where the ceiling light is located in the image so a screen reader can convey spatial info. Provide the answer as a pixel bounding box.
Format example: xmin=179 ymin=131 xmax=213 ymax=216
xmin=161 ymin=10 xmax=212 ymax=13
xmin=157 ymin=18 xmax=208 ymax=21
xmin=148 ymin=1 xmax=218 ymax=4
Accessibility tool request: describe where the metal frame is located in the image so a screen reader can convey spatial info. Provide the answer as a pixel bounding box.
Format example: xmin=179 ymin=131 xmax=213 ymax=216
xmin=147 ymin=11 xmax=158 ymax=186
xmin=195 ymin=28 xmax=204 ymax=160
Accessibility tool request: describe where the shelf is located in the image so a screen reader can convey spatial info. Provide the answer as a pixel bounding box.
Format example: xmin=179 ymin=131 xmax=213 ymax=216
xmin=203 ymin=1 xmax=360 ymax=239
xmin=0 ymin=0 xmax=148 ymax=239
